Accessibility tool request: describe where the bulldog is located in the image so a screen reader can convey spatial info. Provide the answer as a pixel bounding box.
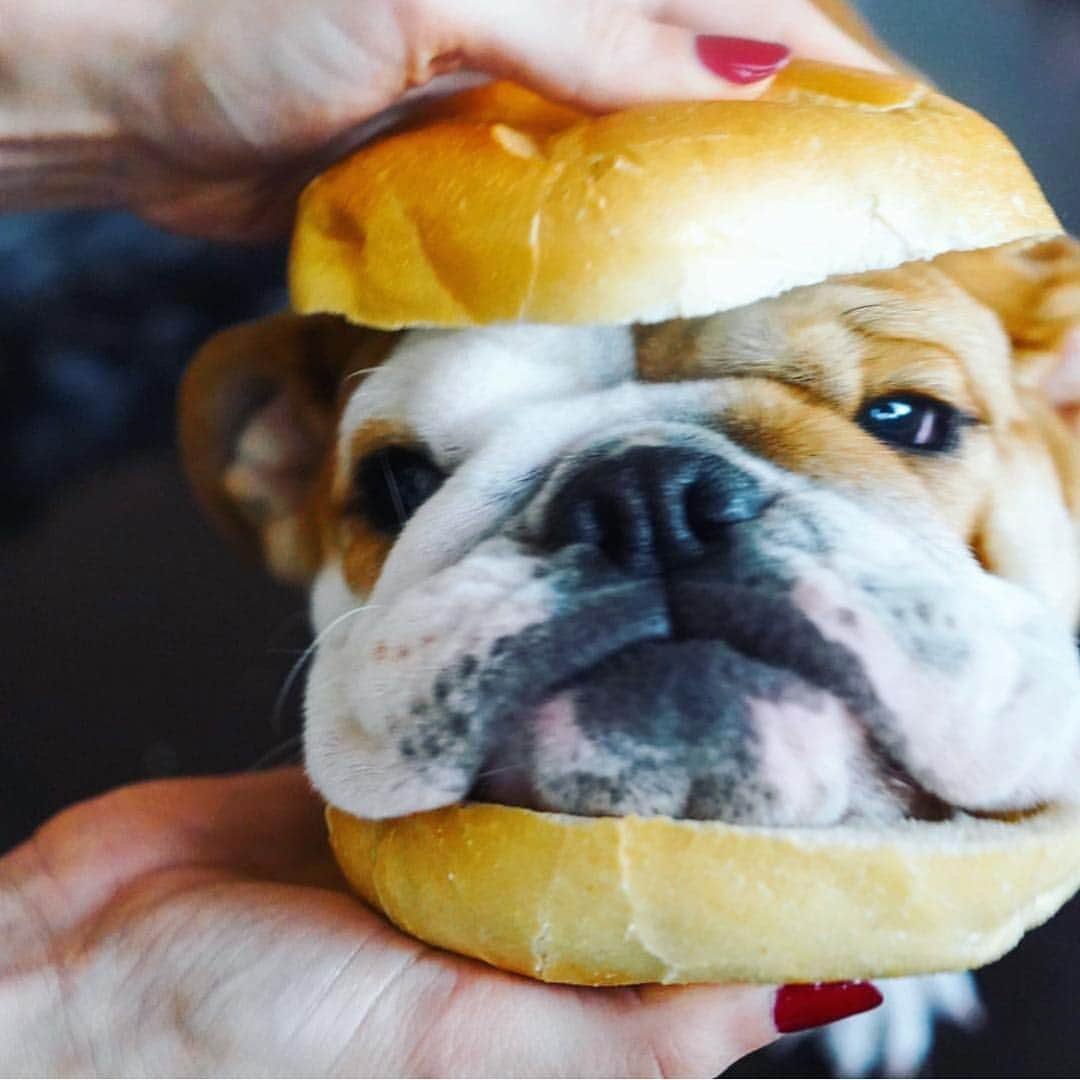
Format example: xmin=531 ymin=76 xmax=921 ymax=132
xmin=184 ymin=237 xmax=1080 ymax=823
xmin=181 ymin=235 xmax=1080 ymax=1072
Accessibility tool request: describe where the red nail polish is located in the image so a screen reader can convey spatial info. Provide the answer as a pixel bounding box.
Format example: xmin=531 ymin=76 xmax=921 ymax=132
xmin=774 ymin=981 xmax=884 ymax=1033
xmin=695 ymin=35 xmax=792 ymax=85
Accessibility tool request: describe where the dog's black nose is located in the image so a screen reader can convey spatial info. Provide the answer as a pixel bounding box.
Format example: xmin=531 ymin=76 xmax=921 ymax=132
xmin=540 ymin=445 xmax=770 ymax=572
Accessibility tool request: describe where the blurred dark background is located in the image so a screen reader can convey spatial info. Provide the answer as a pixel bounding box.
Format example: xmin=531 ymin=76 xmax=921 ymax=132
xmin=2 ymin=2 xmax=1079 ymax=1075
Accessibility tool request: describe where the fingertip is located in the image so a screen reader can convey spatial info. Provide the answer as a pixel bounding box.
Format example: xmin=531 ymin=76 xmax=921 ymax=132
xmin=574 ymin=24 xmax=790 ymax=108
xmin=694 ymin=34 xmax=792 ymax=89
xmin=774 ymin=981 xmax=885 ymax=1035
xmin=461 ymin=7 xmax=789 ymax=112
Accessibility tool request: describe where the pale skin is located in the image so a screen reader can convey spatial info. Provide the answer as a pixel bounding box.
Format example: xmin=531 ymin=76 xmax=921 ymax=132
xmin=0 ymin=769 xmax=780 ymax=1075
xmin=0 ymin=1 xmax=886 ymax=1073
xmin=1 ymin=0 xmax=887 ymax=239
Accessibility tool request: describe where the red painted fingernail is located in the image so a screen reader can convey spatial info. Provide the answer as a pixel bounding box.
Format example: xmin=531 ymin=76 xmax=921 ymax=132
xmin=695 ymin=35 xmax=792 ymax=85
xmin=774 ymin=981 xmax=884 ymax=1033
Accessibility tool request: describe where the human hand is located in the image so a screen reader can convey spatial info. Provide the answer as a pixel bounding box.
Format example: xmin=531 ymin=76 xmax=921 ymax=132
xmin=0 ymin=768 xmax=881 ymax=1076
xmin=3 ymin=0 xmax=890 ymax=240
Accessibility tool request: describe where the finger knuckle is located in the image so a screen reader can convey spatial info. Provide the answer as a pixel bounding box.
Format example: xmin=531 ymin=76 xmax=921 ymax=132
xmin=572 ymin=2 xmax=656 ymax=97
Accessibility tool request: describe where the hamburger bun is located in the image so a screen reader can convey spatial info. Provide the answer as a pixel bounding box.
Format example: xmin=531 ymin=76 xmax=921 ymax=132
xmin=300 ymin=61 xmax=1078 ymax=985
xmin=327 ymin=801 xmax=1080 ymax=985
xmin=290 ymin=62 xmax=1061 ymax=329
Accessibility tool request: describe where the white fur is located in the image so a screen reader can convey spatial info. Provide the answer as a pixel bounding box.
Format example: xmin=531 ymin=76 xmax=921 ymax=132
xmin=816 ymin=972 xmax=983 ymax=1076
xmin=307 ymin=324 xmax=1080 ymax=824
xmin=338 ymin=323 xmax=634 ymax=471
xmin=306 ymin=538 xmax=557 ymax=817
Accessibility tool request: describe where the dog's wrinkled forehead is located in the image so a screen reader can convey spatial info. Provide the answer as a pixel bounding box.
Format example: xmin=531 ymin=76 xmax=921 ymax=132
xmin=336 ymin=266 xmax=1017 ymax=466
xmin=638 ymin=265 xmax=1013 ymax=413
xmin=338 ymin=324 xmax=636 ymax=465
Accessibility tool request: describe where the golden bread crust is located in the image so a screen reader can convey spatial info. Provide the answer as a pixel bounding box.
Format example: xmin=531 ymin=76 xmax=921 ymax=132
xmin=327 ymin=801 xmax=1080 ymax=985
xmin=290 ymin=63 xmax=1061 ymax=329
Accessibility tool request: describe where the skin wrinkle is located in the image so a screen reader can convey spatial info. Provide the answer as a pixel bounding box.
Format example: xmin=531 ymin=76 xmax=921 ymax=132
xmin=0 ymin=843 xmax=93 ymax=1074
xmin=404 ymin=973 xmax=645 ymax=1077
xmin=397 ymin=964 xmax=598 ymax=1078
xmin=4 ymin=834 xmax=72 ymax=946
xmin=400 ymin=973 xmax=509 ymax=1076
xmin=324 ymin=944 xmax=433 ymax=1077
xmin=159 ymin=2 xmax=412 ymax=162
xmin=273 ymin=937 xmax=369 ymax=1050
xmin=73 ymin=871 xmax=241 ymax=1073
xmin=122 ymin=875 xmax=389 ymax=1074
xmin=524 ymin=0 xmax=656 ymax=106
xmin=152 ymin=891 xmax=247 ymax=1073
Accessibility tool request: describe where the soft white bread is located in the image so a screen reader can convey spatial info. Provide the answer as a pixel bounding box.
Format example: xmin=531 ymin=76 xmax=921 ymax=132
xmin=290 ymin=62 xmax=1061 ymax=329
xmin=327 ymin=802 xmax=1080 ymax=985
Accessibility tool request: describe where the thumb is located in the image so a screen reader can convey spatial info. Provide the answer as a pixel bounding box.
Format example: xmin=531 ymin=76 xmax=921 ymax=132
xmin=408 ymin=0 xmax=794 ymax=110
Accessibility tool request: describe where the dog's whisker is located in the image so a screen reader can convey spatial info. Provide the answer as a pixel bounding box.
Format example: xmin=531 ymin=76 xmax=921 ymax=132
xmin=839 ymin=302 xmax=884 ymax=320
xmin=270 ymin=603 xmax=383 ymax=733
xmin=380 ymin=453 xmax=409 ymax=528
xmin=472 ymin=759 xmax=531 ymax=781
xmin=342 ymin=365 xmax=383 ymax=385
xmin=248 ymin=733 xmax=304 ymax=772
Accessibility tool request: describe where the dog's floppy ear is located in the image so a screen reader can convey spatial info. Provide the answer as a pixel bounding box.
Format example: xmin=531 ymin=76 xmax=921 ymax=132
xmin=937 ymin=238 xmax=1080 ymax=619
xmin=935 ymin=236 xmax=1080 ymax=425
xmin=180 ymin=312 xmax=394 ymax=583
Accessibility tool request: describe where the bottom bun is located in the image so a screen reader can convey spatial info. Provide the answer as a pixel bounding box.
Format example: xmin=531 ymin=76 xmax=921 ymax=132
xmin=326 ymin=801 xmax=1080 ymax=985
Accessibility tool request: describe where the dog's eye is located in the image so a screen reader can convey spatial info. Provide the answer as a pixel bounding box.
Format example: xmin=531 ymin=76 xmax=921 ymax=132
xmin=856 ymin=394 xmax=961 ymax=453
xmin=352 ymin=446 xmax=446 ymax=532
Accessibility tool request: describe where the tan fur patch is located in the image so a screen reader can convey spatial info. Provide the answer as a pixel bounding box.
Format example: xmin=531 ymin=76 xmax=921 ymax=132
xmin=328 ymin=419 xmax=415 ymax=597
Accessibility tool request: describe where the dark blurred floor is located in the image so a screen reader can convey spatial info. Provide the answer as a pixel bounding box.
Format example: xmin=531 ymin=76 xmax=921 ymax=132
xmin=2 ymin=2 xmax=1079 ymax=1076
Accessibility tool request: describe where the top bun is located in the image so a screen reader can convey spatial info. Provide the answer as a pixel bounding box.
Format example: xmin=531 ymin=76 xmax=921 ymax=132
xmin=289 ymin=62 xmax=1061 ymax=329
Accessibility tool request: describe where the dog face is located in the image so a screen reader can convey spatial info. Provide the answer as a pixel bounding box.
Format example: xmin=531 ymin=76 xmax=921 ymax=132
xmin=182 ymin=239 xmax=1080 ymax=828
